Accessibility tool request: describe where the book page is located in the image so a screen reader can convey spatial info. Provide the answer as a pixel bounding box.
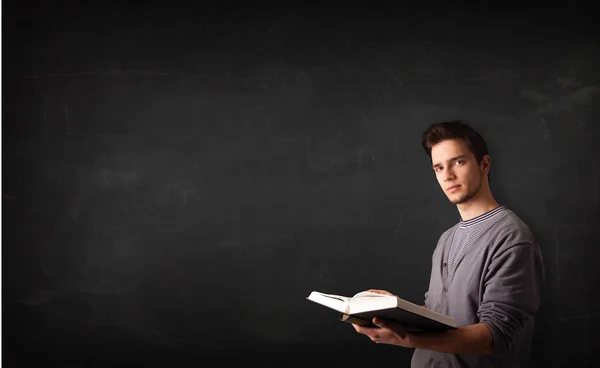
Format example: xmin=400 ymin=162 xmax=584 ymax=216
xmin=350 ymin=291 xmax=391 ymax=301
xmin=312 ymin=292 xmax=352 ymax=303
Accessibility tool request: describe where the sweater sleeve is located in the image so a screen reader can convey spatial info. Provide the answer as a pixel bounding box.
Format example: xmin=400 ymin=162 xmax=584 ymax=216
xmin=477 ymin=242 xmax=544 ymax=355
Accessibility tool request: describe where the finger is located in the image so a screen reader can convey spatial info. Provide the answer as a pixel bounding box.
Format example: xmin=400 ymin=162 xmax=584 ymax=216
xmin=373 ymin=317 xmax=396 ymax=329
xmin=366 ymin=332 xmax=380 ymax=342
xmin=367 ymin=289 xmax=392 ymax=295
xmin=373 ymin=317 xmax=407 ymax=336
xmin=372 ymin=317 xmax=385 ymax=327
xmin=353 ymin=325 xmax=371 ymax=334
xmin=373 ymin=317 xmax=398 ymax=327
xmin=353 ymin=324 xmax=380 ymax=335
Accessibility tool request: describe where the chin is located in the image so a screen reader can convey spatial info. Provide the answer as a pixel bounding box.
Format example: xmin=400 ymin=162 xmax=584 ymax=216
xmin=449 ymin=191 xmax=476 ymax=205
xmin=446 ymin=193 xmax=464 ymax=204
xmin=448 ymin=198 xmax=464 ymax=205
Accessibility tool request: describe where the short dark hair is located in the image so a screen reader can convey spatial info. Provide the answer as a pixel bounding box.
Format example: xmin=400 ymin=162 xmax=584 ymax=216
xmin=422 ymin=120 xmax=489 ymax=164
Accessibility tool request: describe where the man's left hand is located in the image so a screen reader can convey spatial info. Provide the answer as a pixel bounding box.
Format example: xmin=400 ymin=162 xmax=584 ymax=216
xmin=352 ymin=317 xmax=415 ymax=348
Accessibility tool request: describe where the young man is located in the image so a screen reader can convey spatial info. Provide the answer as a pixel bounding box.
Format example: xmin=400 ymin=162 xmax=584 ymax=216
xmin=352 ymin=121 xmax=545 ymax=367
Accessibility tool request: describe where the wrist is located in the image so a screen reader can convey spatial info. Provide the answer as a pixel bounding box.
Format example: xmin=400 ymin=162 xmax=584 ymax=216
xmin=406 ymin=329 xmax=449 ymax=350
xmin=405 ymin=331 xmax=422 ymax=349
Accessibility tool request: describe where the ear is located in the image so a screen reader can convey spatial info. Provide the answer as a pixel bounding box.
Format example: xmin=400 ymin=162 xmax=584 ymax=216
xmin=481 ymin=155 xmax=491 ymax=175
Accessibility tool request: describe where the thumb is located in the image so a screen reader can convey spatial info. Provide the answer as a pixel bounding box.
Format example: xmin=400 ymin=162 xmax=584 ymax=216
xmin=372 ymin=317 xmax=389 ymax=328
xmin=373 ymin=317 xmax=407 ymax=337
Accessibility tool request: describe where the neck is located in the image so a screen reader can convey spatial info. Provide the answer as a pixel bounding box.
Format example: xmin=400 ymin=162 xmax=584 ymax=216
xmin=456 ymin=186 xmax=499 ymax=221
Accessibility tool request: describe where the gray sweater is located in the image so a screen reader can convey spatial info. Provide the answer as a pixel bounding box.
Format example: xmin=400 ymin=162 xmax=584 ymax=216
xmin=411 ymin=206 xmax=545 ymax=368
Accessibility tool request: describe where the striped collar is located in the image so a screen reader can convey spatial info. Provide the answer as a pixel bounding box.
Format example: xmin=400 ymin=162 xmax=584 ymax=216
xmin=459 ymin=205 xmax=507 ymax=228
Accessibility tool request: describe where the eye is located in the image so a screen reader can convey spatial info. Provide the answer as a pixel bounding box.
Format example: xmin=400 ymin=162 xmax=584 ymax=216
xmin=454 ymin=160 xmax=465 ymax=165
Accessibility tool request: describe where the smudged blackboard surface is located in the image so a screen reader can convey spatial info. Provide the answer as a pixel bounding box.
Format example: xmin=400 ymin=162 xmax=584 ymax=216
xmin=3 ymin=1 xmax=599 ymax=366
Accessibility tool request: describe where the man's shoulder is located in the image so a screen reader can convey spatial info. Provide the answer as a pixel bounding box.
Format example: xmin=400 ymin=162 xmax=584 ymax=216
xmin=488 ymin=208 xmax=539 ymax=249
xmin=494 ymin=208 xmax=534 ymax=235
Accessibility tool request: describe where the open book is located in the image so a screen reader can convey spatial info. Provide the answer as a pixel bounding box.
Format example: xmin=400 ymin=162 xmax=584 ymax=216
xmin=307 ymin=290 xmax=457 ymax=332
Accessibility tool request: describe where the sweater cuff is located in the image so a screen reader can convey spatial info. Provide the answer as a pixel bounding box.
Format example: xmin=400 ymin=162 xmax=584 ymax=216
xmin=480 ymin=319 xmax=508 ymax=355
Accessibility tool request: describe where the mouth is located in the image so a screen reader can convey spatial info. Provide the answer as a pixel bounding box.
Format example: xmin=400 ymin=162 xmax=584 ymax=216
xmin=446 ymin=185 xmax=461 ymax=192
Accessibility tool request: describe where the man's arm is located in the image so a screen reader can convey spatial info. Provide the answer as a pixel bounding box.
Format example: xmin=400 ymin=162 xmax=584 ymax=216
xmin=476 ymin=242 xmax=544 ymax=355
xmin=355 ymin=241 xmax=543 ymax=355
xmin=360 ymin=318 xmax=492 ymax=354
xmin=408 ymin=323 xmax=492 ymax=354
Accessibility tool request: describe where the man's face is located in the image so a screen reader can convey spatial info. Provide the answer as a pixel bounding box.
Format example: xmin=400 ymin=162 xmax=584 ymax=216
xmin=430 ymin=139 xmax=485 ymax=205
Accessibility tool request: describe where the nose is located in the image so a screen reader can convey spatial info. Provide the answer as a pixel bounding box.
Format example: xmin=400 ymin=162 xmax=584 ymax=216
xmin=443 ymin=168 xmax=456 ymax=182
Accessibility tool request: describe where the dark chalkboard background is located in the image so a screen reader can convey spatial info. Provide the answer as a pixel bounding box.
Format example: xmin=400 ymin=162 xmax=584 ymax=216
xmin=3 ymin=1 xmax=599 ymax=366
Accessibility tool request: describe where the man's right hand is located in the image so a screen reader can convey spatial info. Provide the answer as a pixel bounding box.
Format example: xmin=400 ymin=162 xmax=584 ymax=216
xmin=366 ymin=289 xmax=396 ymax=296
xmin=367 ymin=289 xmax=428 ymax=309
